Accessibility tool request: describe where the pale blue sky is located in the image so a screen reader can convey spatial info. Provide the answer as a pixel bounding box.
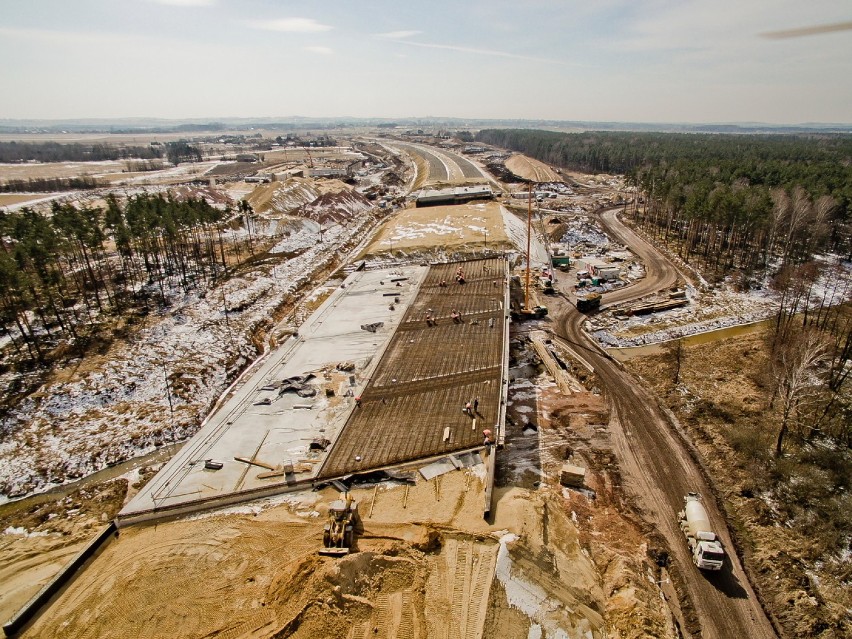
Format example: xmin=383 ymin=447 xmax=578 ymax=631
xmin=1 ymin=0 xmax=850 ymax=123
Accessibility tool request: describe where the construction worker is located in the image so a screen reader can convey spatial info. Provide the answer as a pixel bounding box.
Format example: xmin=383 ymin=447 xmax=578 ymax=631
xmin=355 ymin=395 xmax=362 ymax=408
xmin=464 ymin=401 xmax=472 ymax=416
xmin=473 ymin=397 xmax=479 ymax=413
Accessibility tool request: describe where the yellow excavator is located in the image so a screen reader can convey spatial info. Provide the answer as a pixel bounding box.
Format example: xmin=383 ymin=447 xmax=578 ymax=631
xmin=319 ymin=492 xmax=357 ymax=556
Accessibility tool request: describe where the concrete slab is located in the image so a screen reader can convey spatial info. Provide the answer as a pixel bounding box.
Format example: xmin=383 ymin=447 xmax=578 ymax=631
xmin=119 ymin=265 xmax=428 ymax=523
xmin=317 ymin=257 xmax=511 ymax=479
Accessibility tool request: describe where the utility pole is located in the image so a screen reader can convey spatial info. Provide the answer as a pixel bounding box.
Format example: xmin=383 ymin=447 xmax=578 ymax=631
xmin=222 ymin=289 xmax=234 ymax=350
xmin=525 ymin=181 xmax=532 ymax=311
xmin=162 ymin=360 xmax=174 ymax=424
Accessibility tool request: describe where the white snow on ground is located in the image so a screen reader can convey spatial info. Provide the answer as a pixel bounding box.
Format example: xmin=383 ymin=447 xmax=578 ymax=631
xmin=502 ymin=206 xmax=549 ymax=268
xmin=590 ymin=284 xmax=780 ymax=347
xmin=495 ymin=533 xmax=582 ymax=639
xmin=118 ymin=160 xmax=221 ymax=185
xmin=590 ymin=252 xmax=850 ymax=348
xmin=184 ymin=488 xmax=321 ymax=521
xmin=269 ymin=220 xmax=321 ymax=254
xmin=565 ymin=214 xmax=852 ymax=348
xmin=389 ymin=219 xmax=464 ymax=241
xmin=0 ymin=210 xmax=379 ymax=499
xmin=3 ymin=526 xmax=53 ymax=538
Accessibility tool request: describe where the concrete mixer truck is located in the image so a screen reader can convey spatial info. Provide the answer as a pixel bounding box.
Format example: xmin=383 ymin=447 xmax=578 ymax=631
xmin=678 ymin=492 xmax=725 ymax=571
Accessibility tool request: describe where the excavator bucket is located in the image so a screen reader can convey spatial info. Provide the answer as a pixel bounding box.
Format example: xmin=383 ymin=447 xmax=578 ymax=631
xmin=318 ymin=545 xmax=350 ymax=557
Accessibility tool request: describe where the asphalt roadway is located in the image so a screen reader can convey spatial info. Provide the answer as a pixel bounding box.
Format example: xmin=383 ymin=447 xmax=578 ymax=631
xmin=553 ymin=208 xmax=778 ymax=639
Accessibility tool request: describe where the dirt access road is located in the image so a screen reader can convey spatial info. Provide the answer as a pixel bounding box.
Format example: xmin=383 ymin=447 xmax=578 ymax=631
xmin=554 ymin=208 xmax=777 ymax=639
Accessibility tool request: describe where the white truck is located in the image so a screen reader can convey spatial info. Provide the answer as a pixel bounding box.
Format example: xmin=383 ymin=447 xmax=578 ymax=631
xmin=678 ymin=493 xmax=725 ymax=571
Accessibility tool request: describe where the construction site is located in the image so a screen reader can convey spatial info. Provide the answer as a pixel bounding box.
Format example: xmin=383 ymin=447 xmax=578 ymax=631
xmin=2 ymin=132 xmax=814 ymax=639
xmin=120 ymin=257 xmax=510 ymax=524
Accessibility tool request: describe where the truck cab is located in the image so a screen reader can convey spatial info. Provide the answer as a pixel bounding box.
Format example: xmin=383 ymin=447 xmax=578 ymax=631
xmin=692 ymin=536 xmax=725 ymax=570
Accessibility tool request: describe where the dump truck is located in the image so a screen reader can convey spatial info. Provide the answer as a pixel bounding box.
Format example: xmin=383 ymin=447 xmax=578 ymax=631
xmin=576 ymin=293 xmax=601 ymax=313
xmin=678 ymin=493 xmax=725 ymax=570
xmin=319 ymin=493 xmax=357 ymax=556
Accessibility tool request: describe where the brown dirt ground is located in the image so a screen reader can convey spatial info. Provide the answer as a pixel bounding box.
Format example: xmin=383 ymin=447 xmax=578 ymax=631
xmin=504 ymin=156 xmax=561 ymax=183
xmin=0 ymin=479 xmax=129 ymax=622
xmin=0 ymin=193 xmax=58 ymax=206
xmin=361 ymin=202 xmax=509 ymax=258
xmin=12 ymin=475 xmax=582 ymax=639
xmin=625 ymin=330 xmax=851 ymax=639
xmin=6 ymin=340 xmax=674 ymax=639
xmin=0 ymin=161 xmax=128 ymax=181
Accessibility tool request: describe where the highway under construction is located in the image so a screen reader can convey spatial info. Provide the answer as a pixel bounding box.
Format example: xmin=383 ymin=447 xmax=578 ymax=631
xmin=119 ymin=256 xmax=510 ymax=524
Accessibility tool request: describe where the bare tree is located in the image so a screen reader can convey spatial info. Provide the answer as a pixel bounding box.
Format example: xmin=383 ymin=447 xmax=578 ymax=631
xmin=781 ymin=186 xmax=812 ymax=265
xmin=665 ymin=338 xmax=684 ymax=386
xmin=771 ymin=329 xmax=830 ymax=457
xmin=766 ymin=187 xmax=791 ymax=266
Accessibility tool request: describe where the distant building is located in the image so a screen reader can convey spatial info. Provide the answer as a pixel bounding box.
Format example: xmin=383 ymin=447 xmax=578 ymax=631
xmin=307 ymin=159 xmax=363 ymax=178
xmin=307 ymin=166 xmax=348 ymax=178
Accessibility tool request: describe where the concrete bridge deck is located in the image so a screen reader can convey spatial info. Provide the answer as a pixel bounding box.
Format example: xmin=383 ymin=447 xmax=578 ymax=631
xmin=119 ymin=258 xmax=509 ymax=524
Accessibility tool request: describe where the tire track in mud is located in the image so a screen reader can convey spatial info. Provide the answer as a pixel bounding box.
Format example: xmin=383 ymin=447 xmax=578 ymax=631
xmin=555 ymin=209 xmax=776 ymax=639
xmin=443 ymin=536 xmax=498 ymax=639
xmin=22 ymin=520 xmax=320 ymax=639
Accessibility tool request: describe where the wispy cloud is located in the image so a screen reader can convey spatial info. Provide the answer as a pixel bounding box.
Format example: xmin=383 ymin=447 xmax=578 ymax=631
xmin=304 ymin=45 xmax=333 ymax=55
xmin=376 ymin=30 xmax=422 ymax=40
xmin=246 ymin=18 xmax=333 ymax=33
xmin=150 ymin=0 xmax=216 ymax=6
xmin=393 ymin=39 xmax=573 ymax=66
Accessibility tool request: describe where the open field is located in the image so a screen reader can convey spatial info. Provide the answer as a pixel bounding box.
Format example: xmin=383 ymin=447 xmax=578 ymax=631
xmin=0 ymin=161 xmax=128 ymax=180
xmin=0 ymin=193 xmax=66 ymax=207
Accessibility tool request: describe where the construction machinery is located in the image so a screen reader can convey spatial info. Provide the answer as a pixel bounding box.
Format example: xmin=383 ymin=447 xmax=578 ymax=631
xmin=576 ymin=292 xmax=601 ymax=313
xmin=319 ymin=492 xmax=358 ymax=556
xmin=511 ymin=301 xmax=549 ymax=321
xmin=678 ymin=493 xmax=725 ymax=571
xmin=512 ymin=181 xmax=550 ymax=321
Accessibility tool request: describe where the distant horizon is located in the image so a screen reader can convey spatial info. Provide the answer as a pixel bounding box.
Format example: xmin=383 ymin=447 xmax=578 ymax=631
xmin=2 ymin=115 xmax=851 ymax=129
